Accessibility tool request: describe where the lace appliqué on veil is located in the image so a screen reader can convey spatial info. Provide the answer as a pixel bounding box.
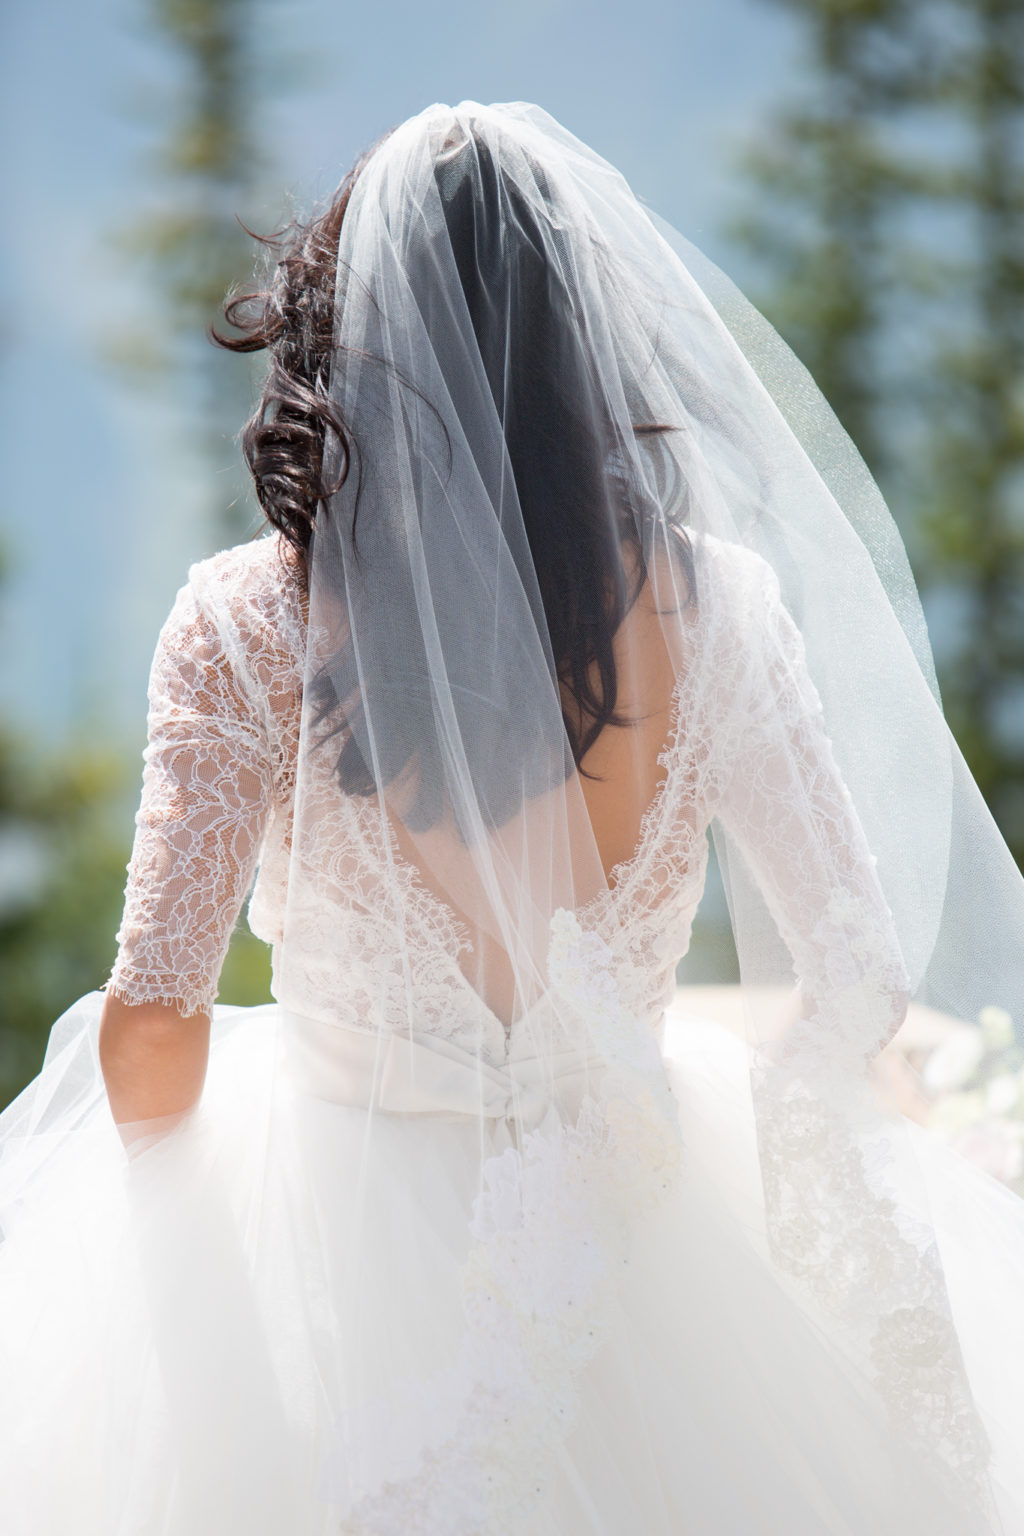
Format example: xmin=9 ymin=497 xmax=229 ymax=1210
xmin=106 ymin=533 xmax=997 ymax=1524
xmin=752 ymin=887 xmax=992 ymax=1505
xmin=325 ymin=910 xmax=682 ymax=1536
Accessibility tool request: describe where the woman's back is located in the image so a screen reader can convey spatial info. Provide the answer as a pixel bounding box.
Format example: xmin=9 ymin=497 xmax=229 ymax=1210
xmin=109 ymin=531 xmax=708 ymax=1049
xmin=5 ymin=99 xmax=1024 ymax=1536
xmin=108 ymin=525 xmax=905 ymax=1060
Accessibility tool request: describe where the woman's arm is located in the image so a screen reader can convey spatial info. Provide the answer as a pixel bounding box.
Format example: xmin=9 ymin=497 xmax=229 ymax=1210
xmin=710 ymin=552 xmax=910 ymax=1068
xmin=99 ymin=997 xmax=210 ymax=1134
xmin=101 ymin=576 xmax=273 ymax=1136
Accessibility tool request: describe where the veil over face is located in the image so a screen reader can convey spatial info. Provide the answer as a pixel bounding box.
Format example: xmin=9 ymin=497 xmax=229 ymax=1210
xmin=250 ymin=100 xmax=1024 ymax=1524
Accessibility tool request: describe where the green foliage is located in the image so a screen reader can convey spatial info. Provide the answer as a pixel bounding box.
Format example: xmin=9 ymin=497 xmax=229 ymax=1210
xmin=218 ymin=921 xmax=273 ymax=1005
xmin=0 ymin=726 xmax=130 ymax=1107
xmin=727 ymin=0 xmax=925 ymax=477
xmin=907 ymin=0 xmax=1024 ymax=855
xmin=0 ymin=707 xmax=273 ymax=1110
xmin=733 ymin=0 xmax=1024 ymax=867
xmin=0 ymin=0 xmax=285 ymax=1112
xmin=107 ymin=0 xmax=279 ymax=543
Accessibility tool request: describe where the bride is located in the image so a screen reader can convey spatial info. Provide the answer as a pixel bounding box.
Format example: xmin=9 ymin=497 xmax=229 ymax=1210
xmin=2 ymin=99 xmax=1024 ymax=1535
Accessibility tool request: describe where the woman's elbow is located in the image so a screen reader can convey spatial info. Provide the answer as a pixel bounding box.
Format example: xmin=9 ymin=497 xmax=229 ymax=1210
xmin=98 ymin=991 xmax=210 ymax=1128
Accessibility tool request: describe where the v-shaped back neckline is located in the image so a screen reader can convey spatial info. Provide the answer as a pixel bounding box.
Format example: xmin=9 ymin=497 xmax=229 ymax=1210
xmin=367 ymin=663 xmax=697 ymax=1044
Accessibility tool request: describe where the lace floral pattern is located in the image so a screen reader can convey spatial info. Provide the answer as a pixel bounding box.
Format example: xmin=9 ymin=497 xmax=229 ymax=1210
xmin=105 ymin=533 xmax=750 ymax=1049
xmin=105 ymin=530 xmax=993 ymax=1512
xmin=751 ymin=1048 xmax=991 ymax=1501
xmin=107 ymin=534 xmax=494 ymax=1051
xmin=712 ymin=552 xmax=991 ymax=1503
xmin=324 ymin=909 xmax=682 ymax=1535
xmin=106 ymin=539 xmax=291 ymax=1018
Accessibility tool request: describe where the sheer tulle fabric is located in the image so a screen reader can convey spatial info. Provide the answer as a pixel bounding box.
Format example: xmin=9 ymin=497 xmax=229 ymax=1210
xmin=2 ymin=100 xmax=1024 ymax=1534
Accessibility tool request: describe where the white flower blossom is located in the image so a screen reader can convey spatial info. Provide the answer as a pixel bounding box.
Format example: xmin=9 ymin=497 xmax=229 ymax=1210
xmin=922 ymin=1027 xmax=986 ymax=1096
xmin=978 ymin=1005 xmax=1016 ymax=1051
xmin=984 ymin=1073 xmax=1022 ymax=1118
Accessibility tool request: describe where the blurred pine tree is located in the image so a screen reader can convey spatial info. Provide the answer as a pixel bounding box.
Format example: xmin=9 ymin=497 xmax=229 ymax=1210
xmin=0 ymin=0 xmax=289 ymax=1110
xmin=0 ymin=715 xmax=273 ymax=1109
xmin=906 ymin=0 xmax=1024 ymax=860
xmin=106 ymin=0 xmax=285 ymax=1014
xmin=0 ymin=722 xmax=129 ymax=1107
xmin=731 ymin=0 xmax=1024 ymax=869
xmin=107 ymin=0 xmax=281 ymax=545
xmin=727 ymin=0 xmax=925 ymax=480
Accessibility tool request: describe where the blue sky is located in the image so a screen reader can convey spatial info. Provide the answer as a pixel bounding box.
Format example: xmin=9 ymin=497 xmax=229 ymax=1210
xmin=1 ymin=0 xmax=804 ymax=749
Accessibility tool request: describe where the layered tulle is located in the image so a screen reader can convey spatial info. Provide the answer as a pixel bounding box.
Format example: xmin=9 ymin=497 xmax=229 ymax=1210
xmin=3 ymin=990 xmax=1022 ymax=1536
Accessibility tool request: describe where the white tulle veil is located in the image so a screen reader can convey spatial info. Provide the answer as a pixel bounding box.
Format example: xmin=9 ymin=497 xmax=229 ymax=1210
xmin=8 ymin=92 xmax=1024 ymax=1536
xmin=259 ymin=99 xmax=1024 ymax=1527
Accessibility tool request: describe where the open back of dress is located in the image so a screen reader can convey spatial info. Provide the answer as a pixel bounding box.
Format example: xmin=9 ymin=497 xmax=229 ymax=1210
xmin=3 ymin=98 xmax=1024 ymax=1536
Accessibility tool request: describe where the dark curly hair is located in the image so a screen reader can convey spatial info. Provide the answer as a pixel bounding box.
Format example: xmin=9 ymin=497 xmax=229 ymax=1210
xmin=211 ymin=131 xmax=392 ymax=564
xmin=212 ymin=127 xmax=694 ymax=824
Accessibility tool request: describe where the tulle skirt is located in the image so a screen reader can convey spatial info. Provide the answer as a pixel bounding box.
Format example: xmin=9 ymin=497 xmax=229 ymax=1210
xmin=1 ymin=991 xmax=1023 ymax=1535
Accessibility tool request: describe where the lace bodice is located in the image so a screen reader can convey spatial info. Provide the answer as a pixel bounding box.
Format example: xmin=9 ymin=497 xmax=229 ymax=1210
xmin=107 ymin=529 xmax=989 ymax=1504
xmin=107 ymin=529 xmax=908 ymax=1063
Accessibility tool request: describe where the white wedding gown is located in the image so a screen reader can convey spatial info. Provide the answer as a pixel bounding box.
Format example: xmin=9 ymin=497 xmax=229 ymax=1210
xmin=2 ymin=529 xmax=1024 ymax=1535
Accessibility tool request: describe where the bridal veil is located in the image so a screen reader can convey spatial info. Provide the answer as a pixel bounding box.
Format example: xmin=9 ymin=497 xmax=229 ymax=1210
xmin=3 ymin=98 xmax=1024 ymax=1534
xmin=274 ymin=100 xmax=1024 ymax=1523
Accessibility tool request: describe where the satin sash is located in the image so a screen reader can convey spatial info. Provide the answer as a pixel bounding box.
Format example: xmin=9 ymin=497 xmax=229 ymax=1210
xmin=280 ymin=1011 xmax=609 ymax=1131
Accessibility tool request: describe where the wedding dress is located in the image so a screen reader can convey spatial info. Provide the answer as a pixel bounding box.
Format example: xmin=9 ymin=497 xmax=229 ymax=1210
xmin=2 ymin=100 xmax=1024 ymax=1535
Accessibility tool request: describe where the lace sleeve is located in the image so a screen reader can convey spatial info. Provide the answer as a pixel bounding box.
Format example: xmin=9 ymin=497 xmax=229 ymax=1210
xmin=711 ymin=556 xmax=910 ymax=1064
xmin=106 ymin=579 xmax=274 ymax=1017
